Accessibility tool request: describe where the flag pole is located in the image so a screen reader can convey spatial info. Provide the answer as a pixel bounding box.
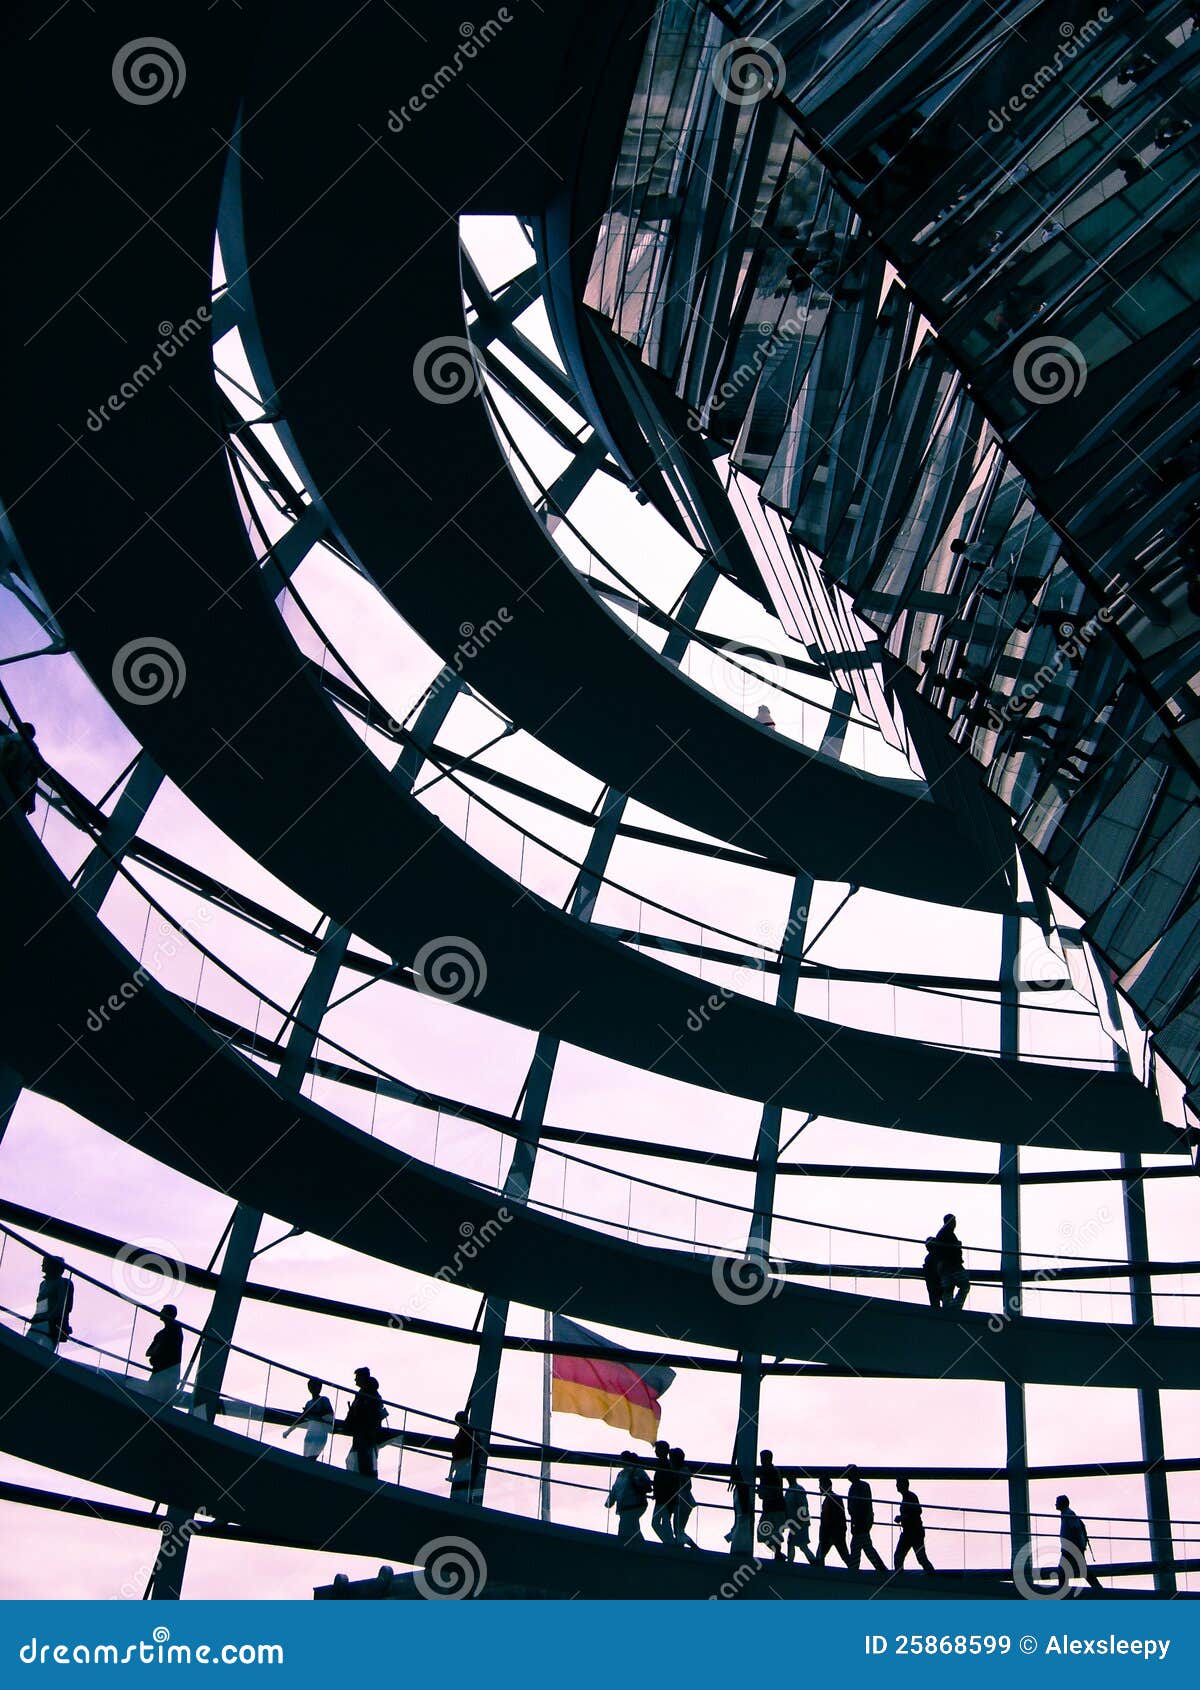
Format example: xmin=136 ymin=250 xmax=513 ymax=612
xmin=540 ymin=1309 xmax=552 ymax=1520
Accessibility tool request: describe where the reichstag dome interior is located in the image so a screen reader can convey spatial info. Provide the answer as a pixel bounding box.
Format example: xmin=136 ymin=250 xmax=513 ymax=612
xmin=0 ymin=0 xmax=1198 ymax=1601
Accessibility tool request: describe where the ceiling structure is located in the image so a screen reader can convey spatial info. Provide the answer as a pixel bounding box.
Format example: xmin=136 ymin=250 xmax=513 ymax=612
xmin=0 ymin=0 xmax=1196 ymax=1602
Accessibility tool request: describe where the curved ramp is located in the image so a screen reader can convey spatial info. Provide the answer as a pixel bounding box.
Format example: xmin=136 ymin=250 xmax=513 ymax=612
xmin=0 ymin=816 xmax=1192 ymax=1389
xmin=228 ymin=0 xmax=1011 ymax=911
xmin=0 ymin=1328 xmax=1016 ymax=1600
xmin=0 ymin=8 xmax=1157 ymax=1144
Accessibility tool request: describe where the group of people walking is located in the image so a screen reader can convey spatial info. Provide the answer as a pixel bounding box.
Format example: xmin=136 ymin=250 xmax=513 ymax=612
xmin=749 ymin=1455 xmax=934 ymax=1573
xmin=606 ymin=1441 xmax=698 ymax=1547
xmin=283 ymin=1372 xmax=485 ymax=1498
xmin=284 ymin=1368 xmax=391 ymax=1476
xmin=24 ymin=1262 xmax=1102 ymax=1588
xmin=607 ymin=1448 xmax=934 ymax=1572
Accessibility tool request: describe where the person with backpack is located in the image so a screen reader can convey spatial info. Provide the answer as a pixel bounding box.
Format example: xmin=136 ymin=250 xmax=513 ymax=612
xmin=606 ymin=1451 xmax=653 ymax=1545
xmin=933 ymin=1213 xmax=971 ymax=1311
xmin=344 ymin=1367 xmax=387 ymax=1477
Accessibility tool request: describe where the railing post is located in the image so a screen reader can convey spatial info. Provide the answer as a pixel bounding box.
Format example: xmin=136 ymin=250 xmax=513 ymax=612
xmin=1124 ymin=1149 xmax=1176 ymax=1594
xmin=147 ymin=918 xmax=348 ymax=1598
xmin=999 ymin=910 xmax=1030 ymax=1569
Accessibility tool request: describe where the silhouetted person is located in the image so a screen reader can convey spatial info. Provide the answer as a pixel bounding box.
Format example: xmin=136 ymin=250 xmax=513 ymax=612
xmin=894 ymin=1477 xmax=934 ymax=1572
xmin=29 ymin=1255 xmax=73 ymax=1351
xmin=757 ymin=1450 xmax=787 ymax=1560
xmin=1055 ymin=1495 xmax=1103 ymax=1591
xmin=0 ymin=721 xmax=42 ymax=816
xmin=725 ymin=1462 xmax=753 ymax=1544
xmin=344 ymin=1367 xmax=386 ymax=1477
xmin=755 ymin=703 xmax=777 ymax=730
xmin=283 ymin=1377 xmax=334 ymax=1461
xmin=651 ymin=1438 xmax=681 ymax=1544
xmin=922 ymin=1237 xmax=943 ymax=1308
xmin=145 ymin=1303 xmax=183 ymax=1401
xmin=846 ymin=1465 xmax=886 ymax=1571
xmin=606 ymin=1451 xmax=652 ymax=1545
xmin=449 ymin=1408 xmax=486 ymax=1502
xmin=671 ymin=1448 xmax=698 ymax=1548
xmin=814 ymin=1475 xmax=850 ymax=1566
xmin=784 ymin=1471 xmax=816 ymax=1564
xmin=934 ymin=1213 xmax=971 ymax=1310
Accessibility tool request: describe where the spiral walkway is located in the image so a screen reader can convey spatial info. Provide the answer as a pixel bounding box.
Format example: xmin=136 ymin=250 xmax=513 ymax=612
xmin=0 ymin=0 xmax=1195 ymax=1601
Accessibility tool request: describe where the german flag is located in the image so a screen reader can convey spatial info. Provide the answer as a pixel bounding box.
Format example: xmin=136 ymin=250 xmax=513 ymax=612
xmin=551 ymin=1315 xmax=675 ymax=1444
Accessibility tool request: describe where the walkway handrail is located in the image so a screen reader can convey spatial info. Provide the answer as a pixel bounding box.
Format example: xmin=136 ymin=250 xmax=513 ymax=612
xmin=225 ymin=436 xmax=1124 ymax=1071
xmin=30 ymin=770 xmax=1195 ymax=1297
xmin=19 ymin=760 xmax=1194 ymax=1289
xmin=1 ymin=1228 xmax=1194 ymax=1541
